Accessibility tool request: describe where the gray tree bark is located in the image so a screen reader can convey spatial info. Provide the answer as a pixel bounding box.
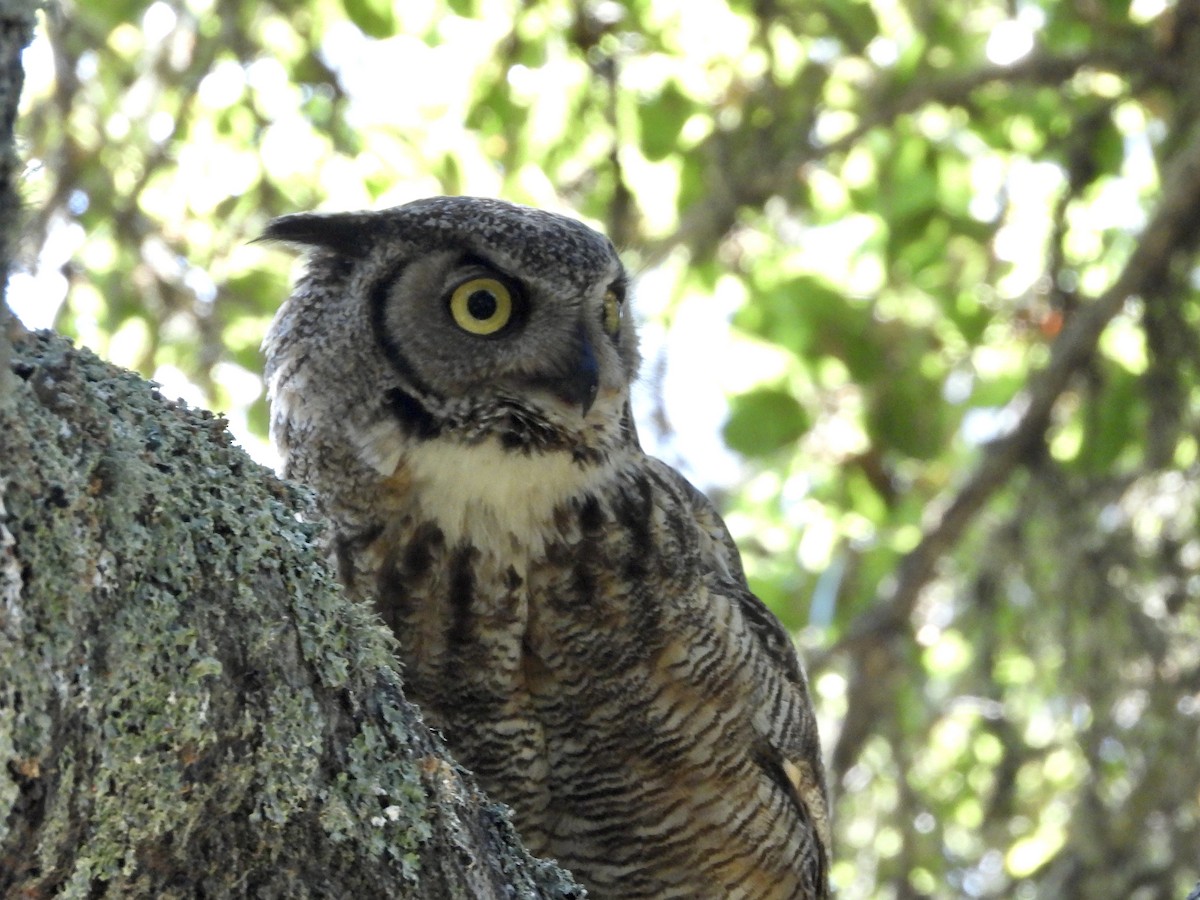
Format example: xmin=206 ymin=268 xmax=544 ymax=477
xmin=0 ymin=3 xmax=580 ymax=897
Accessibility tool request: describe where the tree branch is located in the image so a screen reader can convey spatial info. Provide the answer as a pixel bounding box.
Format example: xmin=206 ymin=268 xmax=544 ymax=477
xmin=0 ymin=331 xmax=581 ymax=898
xmin=820 ymin=118 xmax=1200 ymax=766
xmin=817 ymin=45 xmax=1164 ymax=160
xmin=642 ymin=46 xmax=1160 ymax=269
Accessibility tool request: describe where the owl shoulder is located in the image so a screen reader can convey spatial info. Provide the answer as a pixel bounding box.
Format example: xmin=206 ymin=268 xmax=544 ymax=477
xmin=643 ymin=457 xmax=805 ymax=686
xmin=643 ymin=456 xmax=832 ymax=865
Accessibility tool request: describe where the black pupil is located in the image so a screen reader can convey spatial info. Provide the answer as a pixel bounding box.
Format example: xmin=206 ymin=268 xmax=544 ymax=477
xmin=467 ymin=289 xmax=498 ymax=320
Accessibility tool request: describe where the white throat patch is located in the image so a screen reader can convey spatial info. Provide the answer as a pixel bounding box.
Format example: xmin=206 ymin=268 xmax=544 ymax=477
xmin=402 ymin=437 xmax=613 ymax=552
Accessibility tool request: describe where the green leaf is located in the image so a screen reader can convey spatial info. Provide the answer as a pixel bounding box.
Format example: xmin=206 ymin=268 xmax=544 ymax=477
xmin=637 ymin=80 xmax=693 ymax=162
xmin=677 ymin=154 xmax=708 ymax=213
xmin=1089 ymin=115 xmax=1126 ymax=181
xmin=79 ymin=0 xmax=146 ymax=30
xmin=817 ymin=0 xmax=881 ymax=53
xmin=342 ymin=0 xmax=395 ymax=38
xmin=736 ymin=276 xmax=883 ymax=378
xmin=1073 ymin=365 xmax=1140 ymax=472
xmin=867 ymin=370 xmax=947 ymax=460
xmin=723 ymin=387 xmax=810 ymax=456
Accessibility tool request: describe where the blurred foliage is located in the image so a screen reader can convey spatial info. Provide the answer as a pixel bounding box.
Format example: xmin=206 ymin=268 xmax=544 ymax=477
xmin=16 ymin=0 xmax=1200 ymax=896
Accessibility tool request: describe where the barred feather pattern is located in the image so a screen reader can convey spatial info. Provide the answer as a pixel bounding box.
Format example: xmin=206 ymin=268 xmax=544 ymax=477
xmin=263 ymin=196 xmax=830 ymax=899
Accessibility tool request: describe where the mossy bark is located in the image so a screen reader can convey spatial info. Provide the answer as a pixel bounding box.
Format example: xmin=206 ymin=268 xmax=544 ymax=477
xmin=0 ymin=330 xmax=582 ymax=898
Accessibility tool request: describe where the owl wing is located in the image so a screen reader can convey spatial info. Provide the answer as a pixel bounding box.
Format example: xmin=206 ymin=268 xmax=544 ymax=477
xmin=647 ymin=458 xmax=832 ymax=892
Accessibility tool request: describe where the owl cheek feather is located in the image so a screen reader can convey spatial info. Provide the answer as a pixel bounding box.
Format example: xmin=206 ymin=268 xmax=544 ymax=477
xmin=351 ymin=417 xmax=409 ymax=477
xmin=538 ymin=324 xmax=600 ymax=417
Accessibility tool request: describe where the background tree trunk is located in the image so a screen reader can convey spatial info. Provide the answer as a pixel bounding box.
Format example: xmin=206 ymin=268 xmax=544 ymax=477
xmin=0 ymin=4 xmax=580 ymax=895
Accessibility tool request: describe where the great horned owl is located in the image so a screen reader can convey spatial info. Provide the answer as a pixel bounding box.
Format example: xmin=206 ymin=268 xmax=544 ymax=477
xmin=262 ymin=196 xmax=830 ymax=899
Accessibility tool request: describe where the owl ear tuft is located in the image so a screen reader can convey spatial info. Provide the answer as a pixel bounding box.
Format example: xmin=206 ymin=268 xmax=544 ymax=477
xmin=257 ymin=212 xmax=375 ymax=257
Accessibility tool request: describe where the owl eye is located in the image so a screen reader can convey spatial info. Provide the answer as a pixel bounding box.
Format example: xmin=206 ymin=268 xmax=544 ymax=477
xmin=449 ymin=278 xmax=514 ymax=336
xmin=602 ymin=288 xmax=623 ymax=337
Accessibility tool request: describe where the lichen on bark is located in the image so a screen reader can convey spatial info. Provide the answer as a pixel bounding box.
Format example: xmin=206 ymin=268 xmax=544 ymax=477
xmin=0 ymin=329 xmax=582 ymax=898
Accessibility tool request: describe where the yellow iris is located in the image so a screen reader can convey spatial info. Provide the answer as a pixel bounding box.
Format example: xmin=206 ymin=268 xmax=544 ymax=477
xmin=603 ymin=289 xmax=622 ymax=336
xmin=449 ymin=278 xmax=513 ymax=335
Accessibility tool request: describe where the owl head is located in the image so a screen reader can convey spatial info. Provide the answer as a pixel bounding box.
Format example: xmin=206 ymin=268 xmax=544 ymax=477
xmin=262 ymin=197 xmax=641 ymax=478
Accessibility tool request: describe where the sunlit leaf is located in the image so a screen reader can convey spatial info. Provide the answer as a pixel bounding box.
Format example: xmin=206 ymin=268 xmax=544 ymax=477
xmin=637 ymin=80 xmax=693 ymax=162
xmin=723 ymin=387 xmax=811 ymax=456
xmin=341 ymin=0 xmax=394 ymax=38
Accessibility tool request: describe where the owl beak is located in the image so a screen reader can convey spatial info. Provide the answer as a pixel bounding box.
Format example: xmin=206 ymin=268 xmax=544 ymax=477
xmin=549 ymin=326 xmax=600 ymax=417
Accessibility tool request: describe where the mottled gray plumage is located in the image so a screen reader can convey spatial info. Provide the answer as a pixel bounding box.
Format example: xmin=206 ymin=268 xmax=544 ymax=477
xmin=262 ymin=196 xmax=830 ymax=898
